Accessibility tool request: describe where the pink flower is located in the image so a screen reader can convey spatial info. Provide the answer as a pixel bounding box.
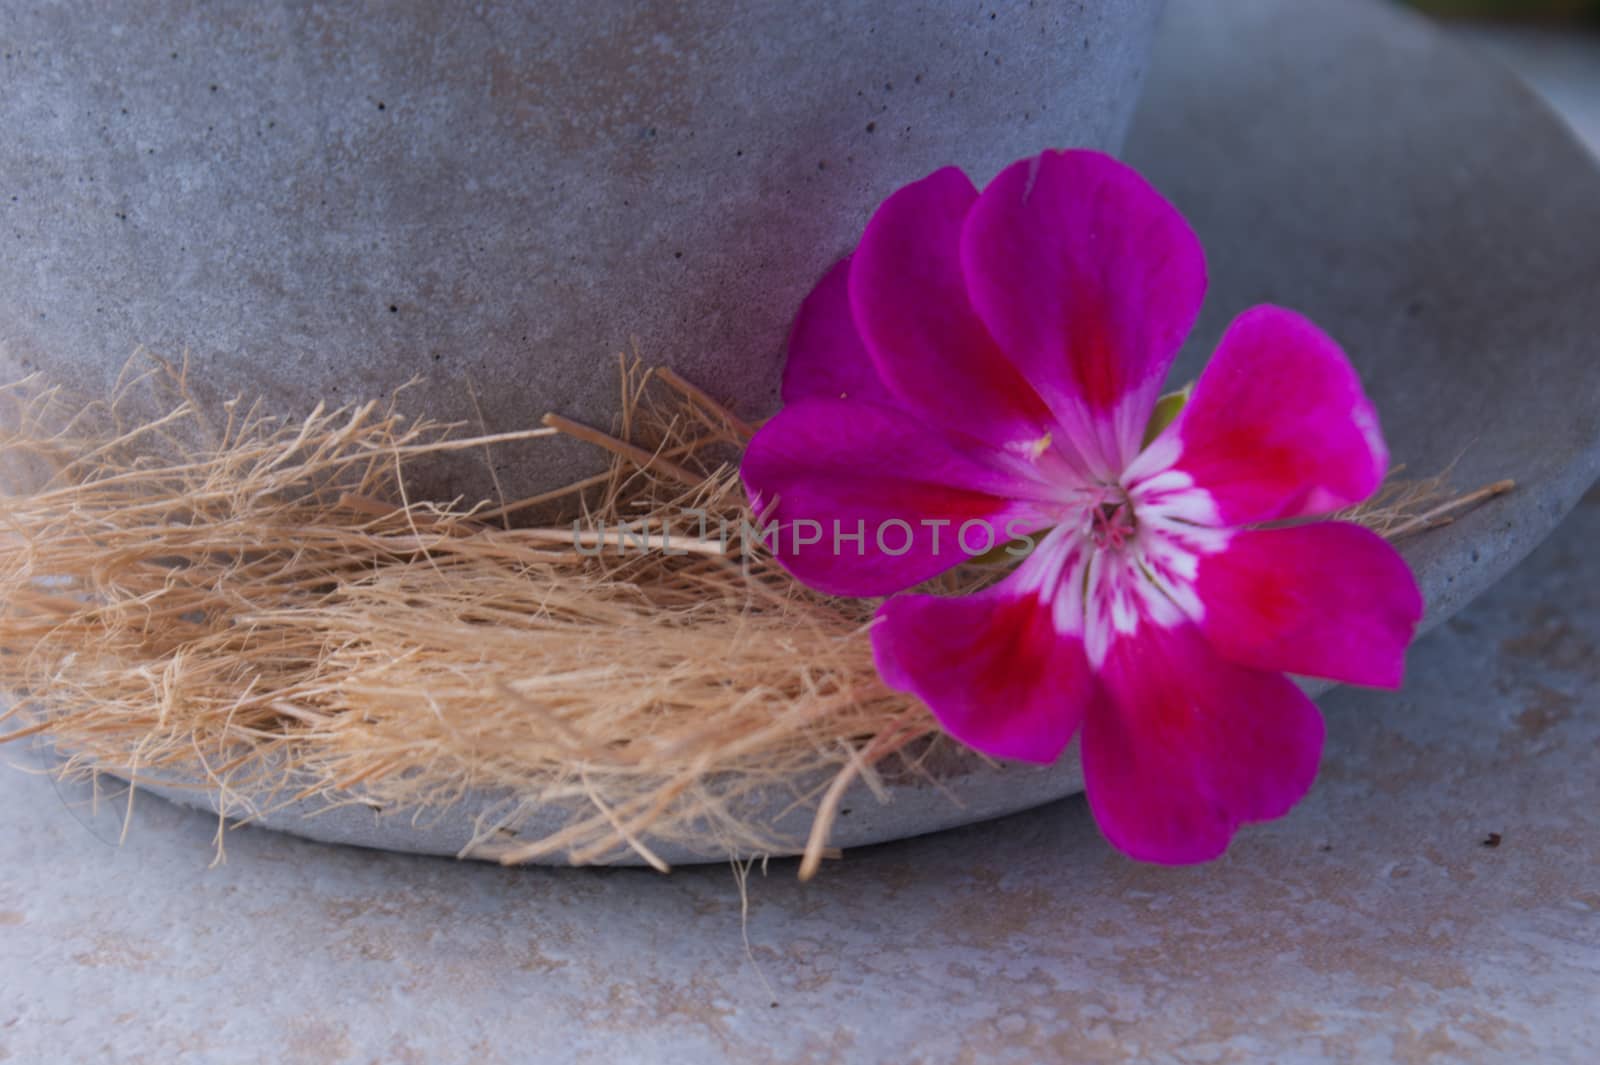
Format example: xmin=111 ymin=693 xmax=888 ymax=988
xmin=741 ymin=150 xmax=1425 ymax=864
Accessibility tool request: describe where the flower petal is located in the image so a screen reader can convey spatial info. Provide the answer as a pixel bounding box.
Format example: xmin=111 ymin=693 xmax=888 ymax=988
xmin=873 ymin=542 xmax=1094 ymax=764
xmin=741 ymin=397 xmax=1043 ymax=597
xmin=1147 ymin=305 xmax=1388 ymax=525
xmin=961 ymin=150 xmax=1208 ymax=473
xmin=781 ymin=257 xmax=896 ymax=407
xmin=1084 ymin=620 xmax=1325 ymax=864
xmin=1195 ymin=522 xmax=1423 ymax=689
xmin=849 ymin=167 xmax=1054 ymax=452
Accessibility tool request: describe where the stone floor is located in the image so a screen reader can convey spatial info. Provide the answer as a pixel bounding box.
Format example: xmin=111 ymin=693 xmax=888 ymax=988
xmin=2 ymin=19 xmax=1598 ymax=1065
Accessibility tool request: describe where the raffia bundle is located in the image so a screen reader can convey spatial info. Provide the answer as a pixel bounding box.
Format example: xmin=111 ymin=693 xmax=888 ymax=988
xmin=0 ymin=357 xmax=1505 ymax=872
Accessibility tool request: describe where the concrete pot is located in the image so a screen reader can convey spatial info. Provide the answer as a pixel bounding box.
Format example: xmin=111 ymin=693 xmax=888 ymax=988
xmin=131 ymin=0 xmax=1600 ymax=863
xmin=0 ymin=0 xmax=1166 ymax=501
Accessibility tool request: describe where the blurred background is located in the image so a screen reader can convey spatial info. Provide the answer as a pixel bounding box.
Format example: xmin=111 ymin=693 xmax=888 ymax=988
xmin=1410 ymin=0 xmax=1600 ymax=154
xmin=1407 ymin=0 xmax=1598 ymax=18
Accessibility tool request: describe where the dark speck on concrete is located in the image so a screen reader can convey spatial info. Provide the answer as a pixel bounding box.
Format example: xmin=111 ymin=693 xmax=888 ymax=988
xmin=1482 ymin=832 xmax=1503 ymax=848
xmin=388 ymin=305 xmax=398 ymax=313
xmin=866 ymin=121 xmax=876 ymax=133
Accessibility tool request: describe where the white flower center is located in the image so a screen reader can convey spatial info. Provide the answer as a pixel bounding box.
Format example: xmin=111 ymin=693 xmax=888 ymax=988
xmin=1028 ymin=436 xmax=1229 ymax=668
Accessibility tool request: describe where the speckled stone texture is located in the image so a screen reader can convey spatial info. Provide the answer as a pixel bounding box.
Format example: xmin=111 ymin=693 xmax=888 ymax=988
xmin=0 ymin=0 xmax=1163 ymax=502
xmin=3 ymin=496 xmax=1600 ymax=1064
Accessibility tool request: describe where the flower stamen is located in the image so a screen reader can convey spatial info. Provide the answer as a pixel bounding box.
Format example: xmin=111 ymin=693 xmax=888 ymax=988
xmin=1089 ymin=491 xmax=1138 ymax=551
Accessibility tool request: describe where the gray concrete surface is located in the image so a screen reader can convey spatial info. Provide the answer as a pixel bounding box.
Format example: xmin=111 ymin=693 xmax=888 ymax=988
xmin=1 ymin=10 xmax=1598 ymax=1065
xmin=0 ymin=0 xmax=1162 ymax=503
